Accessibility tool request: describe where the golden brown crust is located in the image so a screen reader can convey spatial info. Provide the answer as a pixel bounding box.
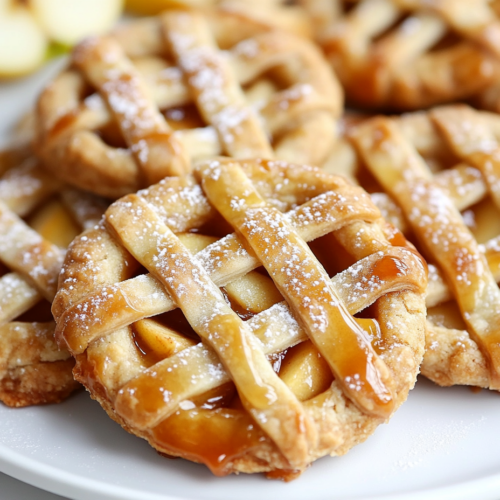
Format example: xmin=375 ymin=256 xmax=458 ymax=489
xmin=0 ymin=360 xmax=80 ymax=408
xmin=309 ymin=0 xmax=500 ymax=110
xmin=0 ymin=144 xmax=107 ymax=408
xmin=35 ymin=9 xmax=342 ymax=199
xmin=54 ymin=159 xmax=427 ymax=477
xmin=335 ymin=104 xmax=500 ymax=391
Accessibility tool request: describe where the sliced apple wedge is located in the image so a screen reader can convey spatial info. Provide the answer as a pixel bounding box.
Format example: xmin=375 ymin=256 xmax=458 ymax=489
xmin=31 ymin=0 xmax=123 ymax=46
xmin=133 ymin=319 xmax=197 ymax=361
xmin=28 ymin=199 xmax=81 ymax=248
xmin=0 ymin=2 xmax=47 ymax=78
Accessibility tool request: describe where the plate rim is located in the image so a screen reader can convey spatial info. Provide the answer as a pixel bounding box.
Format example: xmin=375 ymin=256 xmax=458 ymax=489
xmin=2 ymin=439 xmax=500 ymax=500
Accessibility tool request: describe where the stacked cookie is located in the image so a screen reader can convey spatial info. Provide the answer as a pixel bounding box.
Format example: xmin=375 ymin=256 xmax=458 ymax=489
xmin=1 ymin=1 xmax=500 ymax=480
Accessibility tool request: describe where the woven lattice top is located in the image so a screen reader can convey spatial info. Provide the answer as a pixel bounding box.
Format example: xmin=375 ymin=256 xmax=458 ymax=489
xmin=325 ymin=104 xmax=500 ymax=390
xmin=307 ymin=0 xmax=500 ymax=110
xmin=0 ymin=141 xmax=106 ymax=407
xmin=35 ymin=8 xmax=342 ymax=199
xmin=53 ymin=158 xmax=426 ymax=477
xmin=154 ymin=0 xmax=313 ymax=37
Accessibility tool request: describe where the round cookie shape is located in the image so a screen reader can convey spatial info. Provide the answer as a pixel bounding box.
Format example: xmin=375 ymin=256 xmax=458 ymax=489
xmin=36 ymin=8 xmax=342 ymax=199
xmin=53 ymin=158 xmax=427 ymax=478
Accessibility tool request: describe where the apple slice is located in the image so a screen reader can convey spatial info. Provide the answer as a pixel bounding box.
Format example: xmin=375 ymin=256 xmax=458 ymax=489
xmin=28 ymin=198 xmax=81 ymax=248
xmin=0 ymin=3 xmax=47 ymax=78
xmin=31 ymin=0 xmax=123 ymax=46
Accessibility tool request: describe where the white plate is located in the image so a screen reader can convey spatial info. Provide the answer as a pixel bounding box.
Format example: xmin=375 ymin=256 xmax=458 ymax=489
xmin=2 ymin=63 xmax=500 ymax=500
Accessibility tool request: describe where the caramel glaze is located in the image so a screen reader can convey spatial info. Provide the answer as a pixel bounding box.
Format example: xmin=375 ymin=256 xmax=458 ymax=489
xmin=386 ymin=227 xmax=408 ymax=248
xmin=164 ymin=104 xmax=205 ymax=131
xmin=372 ymin=255 xmax=409 ymax=284
xmin=77 ymin=349 xmax=272 ymax=477
xmin=150 ymin=406 xmax=270 ymax=476
xmin=131 ymin=309 xmax=200 ymax=366
xmin=124 ymin=210 xmax=426 ymax=471
xmin=386 ymin=224 xmax=428 ymax=275
xmin=221 ymin=287 xmax=256 ymax=321
xmin=130 ymin=324 xmax=165 ymax=367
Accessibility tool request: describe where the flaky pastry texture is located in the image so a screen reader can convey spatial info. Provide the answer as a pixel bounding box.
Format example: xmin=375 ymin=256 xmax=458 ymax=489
xmin=326 ymin=104 xmax=500 ymax=391
xmin=36 ymin=8 xmax=342 ymax=198
xmin=305 ymin=0 xmax=500 ymax=111
xmin=53 ymin=158 xmax=426 ymax=478
xmin=0 ymin=132 xmax=107 ymax=407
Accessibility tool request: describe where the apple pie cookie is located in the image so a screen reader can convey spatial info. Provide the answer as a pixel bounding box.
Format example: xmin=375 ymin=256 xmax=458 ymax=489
xmin=53 ymin=158 xmax=426 ymax=477
xmin=0 ymin=149 xmax=107 ymax=407
xmin=35 ymin=8 xmax=342 ymax=199
xmin=308 ymin=0 xmax=500 ymax=110
xmin=336 ymin=105 xmax=500 ymax=390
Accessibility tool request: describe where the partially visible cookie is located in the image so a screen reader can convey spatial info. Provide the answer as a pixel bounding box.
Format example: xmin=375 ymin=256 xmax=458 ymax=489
xmin=0 ymin=145 xmax=107 ymax=407
xmin=36 ymin=8 xmax=342 ymax=198
xmin=329 ymin=104 xmax=500 ymax=390
xmin=308 ymin=0 xmax=500 ymax=110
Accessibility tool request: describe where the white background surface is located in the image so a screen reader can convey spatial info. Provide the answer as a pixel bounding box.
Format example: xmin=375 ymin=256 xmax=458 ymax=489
xmin=2 ymin=61 xmax=500 ymax=500
xmin=2 ymin=380 xmax=500 ymax=500
xmin=0 ymin=472 xmax=66 ymax=499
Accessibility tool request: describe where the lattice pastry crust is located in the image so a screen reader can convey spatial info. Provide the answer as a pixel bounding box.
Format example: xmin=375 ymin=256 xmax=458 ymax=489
xmin=146 ymin=0 xmax=313 ymax=37
xmin=35 ymin=8 xmax=342 ymax=199
xmin=0 ymin=140 xmax=107 ymax=407
xmin=307 ymin=0 xmax=500 ymax=110
xmin=53 ymin=158 xmax=426 ymax=478
xmin=326 ymin=104 xmax=500 ymax=390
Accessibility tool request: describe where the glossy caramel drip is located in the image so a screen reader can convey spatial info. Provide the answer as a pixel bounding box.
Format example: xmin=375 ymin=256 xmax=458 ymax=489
xmin=265 ymin=469 xmax=302 ymax=482
xmin=77 ymin=347 xmax=272 ymax=477
xmin=164 ymin=105 xmax=205 ymax=131
xmin=469 ymin=386 xmax=483 ymax=394
xmin=386 ymin=226 xmax=408 ymax=248
xmin=385 ymin=227 xmax=429 ymax=275
xmin=371 ymin=254 xmax=409 ymax=282
xmin=221 ymin=287 xmax=255 ymax=321
xmin=189 ymin=382 xmax=236 ymax=410
xmin=131 ymin=324 xmax=164 ymax=367
xmin=151 ymin=407 xmax=268 ymax=476
xmin=199 ymin=161 xmax=395 ymax=418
